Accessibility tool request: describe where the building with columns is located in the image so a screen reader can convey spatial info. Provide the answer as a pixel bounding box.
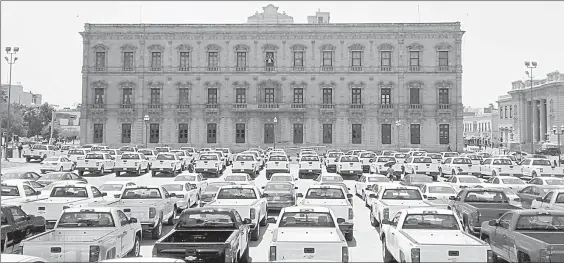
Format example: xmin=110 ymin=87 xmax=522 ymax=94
xmin=497 ymin=70 xmax=564 ymax=152
xmin=79 ymin=5 xmax=465 ymax=151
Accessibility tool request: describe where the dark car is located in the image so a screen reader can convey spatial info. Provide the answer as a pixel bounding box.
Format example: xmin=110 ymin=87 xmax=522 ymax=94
xmin=261 ymin=182 xmax=298 ymax=210
xmin=1 ymin=205 xmax=46 ymax=252
xmin=400 ymin=174 xmax=433 ymax=190
xmin=35 ymin=172 xmax=88 ymax=186
xmin=535 ymin=147 xmax=561 ymax=156
xmin=1 ymin=172 xmax=41 ymax=182
xmin=517 ymin=185 xmax=562 ymax=209
xmin=198 ymin=182 xmax=236 ymax=207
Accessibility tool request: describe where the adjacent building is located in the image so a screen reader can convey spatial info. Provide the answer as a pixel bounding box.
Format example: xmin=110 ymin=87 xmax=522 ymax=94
xmin=496 ymin=70 xmax=564 ymax=152
xmin=79 ymin=5 xmax=465 ymax=151
xmin=0 ymin=83 xmax=42 ymax=107
xmin=54 ymin=107 xmax=81 ymax=138
xmin=463 ymin=106 xmax=499 ymax=147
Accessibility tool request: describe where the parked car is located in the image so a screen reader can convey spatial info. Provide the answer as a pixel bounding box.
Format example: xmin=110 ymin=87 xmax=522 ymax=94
xmin=1 ymin=180 xmax=43 ymax=206
xmin=369 ymin=156 xmax=397 ymax=175
xmin=161 ymin=182 xmax=199 ymax=212
xmin=403 ymin=156 xmax=440 ymax=180
xmin=400 ymin=174 xmax=434 ymax=190
xmin=194 ymin=153 xmax=223 ymax=177
xmin=39 ymin=156 xmax=75 ymax=174
xmin=151 ymin=153 xmax=183 ymax=177
xmin=99 ymin=181 xmax=137 ymax=198
xmin=1 ymin=172 xmax=41 ymax=182
xmin=335 ymin=155 xmax=362 ymax=179
xmin=369 ymin=185 xmax=432 ymax=229
xmin=483 ymin=176 xmax=527 ymax=191
xmin=1 ymin=205 xmax=46 ymax=252
xmin=528 ymin=177 xmax=564 ymax=186
xmin=261 ymin=182 xmax=298 ymax=210
xmin=170 ymin=150 xmax=191 ymax=170
xmin=1 ymin=179 xmax=44 ymax=192
xmin=354 ymin=174 xmax=391 ymax=200
xmin=36 ymin=172 xmax=88 ymax=187
xmin=520 ymin=158 xmax=564 ymax=179
xmin=66 ymin=148 xmax=89 ymax=164
xmin=265 ymin=155 xmax=291 ymax=179
xmin=517 ymin=185 xmax=563 ymax=208
xmin=531 ymin=189 xmax=564 ymax=210
xmin=269 ymin=173 xmax=297 ymax=185
xmin=445 ymin=175 xmax=484 ymax=192
xmin=358 ymin=151 xmax=377 ymax=173
xmin=298 ymin=155 xmax=323 ymax=179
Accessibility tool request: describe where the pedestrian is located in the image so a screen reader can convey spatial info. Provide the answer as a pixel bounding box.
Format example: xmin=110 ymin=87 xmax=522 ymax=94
xmin=17 ymin=143 xmax=23 ymax=158
xmin=386 ymin=163 xmax=395 ymax=181
xmin=447 ymin=145 xmax=452 ymax=152
xmin=554 ymin=160 xmax=558 ymax=167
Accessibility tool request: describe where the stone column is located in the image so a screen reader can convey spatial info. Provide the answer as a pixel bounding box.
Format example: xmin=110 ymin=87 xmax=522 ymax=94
xmin=540 ymin=99 xmax=547 ymax=141
xmin=533 ymin=100 xmax=540 ymax=142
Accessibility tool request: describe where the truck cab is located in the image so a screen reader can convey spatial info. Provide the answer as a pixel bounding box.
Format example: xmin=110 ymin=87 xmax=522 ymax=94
xmin=441 ymin=157 xmax=482 ymax=178
xmin=530 ymin=189 xmax=564 ymax=210
xmin=170 ymin=150 xmax=191 ymax=170
xmin=335 ymin=155 xmax=362 ymax=178
xmin=118 ymin=145 xmax=138 ymax=153
xmin=358 ymin=151 xmax=377 ymax=173
xmin=76 ymin=152 xmax=116 ymax=176
xmin=265 ymin=155 xmax=290 ymax=180
xmin=404 ymin=156 xmax=440 ymax=181
xmin=298 ymin=155 xmax=323 ymax=179
xmin=324 ymin=152 xmax=344 ymax=173
xmin=520 ymin=158 xmax=564 ymax=179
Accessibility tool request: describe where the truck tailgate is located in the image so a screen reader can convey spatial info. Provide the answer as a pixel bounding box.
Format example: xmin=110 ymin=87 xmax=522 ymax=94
xmin=275 ymin=231 xmax=344 ymax=263
xmin=473 ymin=203 xmax=520 ymax=222
xmin=419 ymin=245 xmax=489 ymax=262
xmin=115 ymin=200 xmax=161 ymax=220
xmin=20 ymin=198 xmax=89 ymax=221
xmin=206 ymin=200 xmax=257 ymax=220
xmin=301 ymin=200 xmax=350 ymax=220
xmin=153 ymin=230 xmax=233 ymax=262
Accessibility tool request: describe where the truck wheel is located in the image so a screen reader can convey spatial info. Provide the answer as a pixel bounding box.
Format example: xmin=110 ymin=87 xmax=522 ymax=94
xmin=26 ymin=158 xmax=30 ymax=162
xmin=344 ymin=231 xmax=353 ymax=241
xmin=115 ymin=171 xmax=121 ymax=177
xmin=151 ymin=220 xmax=163 ymax=240
xmin=99 ymin=166 xmax=105 ymax=176
xmin=167 ymin=209 xmax=176 ymax=225
xmin=239 ymin=245 xmax=250 ymax=263
xmin=382 ymin=238 xmax=394 ymax=263
xmin=152 ymin=171 xmax=157 ymax=177
xmin=250 ymin=224 xmax=260 ymax=241
xmin=78 ymin=170 xmax=84 ymax=177
xmin=128 ymin=235 xmax=140 ymax=257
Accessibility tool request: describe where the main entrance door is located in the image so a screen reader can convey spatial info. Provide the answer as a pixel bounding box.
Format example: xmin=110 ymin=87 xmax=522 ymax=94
xmin=264 ymin=123 xmax=274 ymax=144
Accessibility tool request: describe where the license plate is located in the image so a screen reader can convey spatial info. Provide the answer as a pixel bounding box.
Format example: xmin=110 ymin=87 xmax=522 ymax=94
xmin=274 ymin=196 xmax=281 ymax=201
xmin=309 ymin=170 xmax=312 ymax=172
xmin=426 ymin=172 xmax=430 ymax=175
xmin=350 ymin=171 xmax=354 ymax=173
xmin=204 ymin=169 xmax=208 ymax=171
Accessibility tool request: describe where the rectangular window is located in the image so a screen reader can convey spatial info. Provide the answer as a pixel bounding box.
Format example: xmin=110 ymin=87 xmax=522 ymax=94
xmin=410 ymin=124 xmax=421 ymax=145
xmin=381 ymin=51 xmax=391 ymax=67
xmin=293 ymin=124 xmax=304 ymax=144
xmin=178 ymin=123 xmax=189 ymax=143
xmin=293 ymin=51 xmax=304 ymax=67
xmin=439 ymin=88 xmax=449 ymax=104
xmin=93 ymin=124 xmax=103 ymax=144
xmin=95 ymin=52 xmax=106 ymax=69
xmin=235 ymin=123 xmax=245 ymax=143
xmin=151 ymin=52 xmax=162 ymax=70
xmin=439 ymin=51 xmax=449 ymax=67
xmin=149 ymin=124 xmax=159 ymax=143
xmin=207 ymin=123 xmax=217 ymax=144
xmin=293 ymin=88 xmax=304 ymax=104
xmin=318 ymin=16 xmax=323 ymax=23
xmin=322 ymin=88 xmax=333 ymax=105
xmin=265 ymin=51 xmax=275 ymax=68
xmin=322 ymin=51 xmax=333 ymax=67
xmin=207 ymin=88 xmax=218 ymax=104
xmin=351 ymin=88 xmax=362 ymax=105
xmin=123 ymin=52 xmax=134 ymax=71
xmin=409 ymin=88 xmax=420 ymax=104
xmin=236 ymin=52 xmax=246 ymax=69
xmin=264 ymin=88 xmax=275 ymax=103
xmin=122 ymin=88 xmax=132 ymax=105
xmin=352 ymin=124 xmax=362 ymax=144
xmin=121 ymin=123 xmax=131 ymax=144
xmin=264 ymin=123 xmax=274 ymax=144
xmin=235 ymin=88 xmax=246 ymax=103
xmin=409 ymin=51 xmax=420 ymax=67
xmin=94 ymin=88 xmax=104 ymax=105
xmin=150 ymin=88 xmax=161 ymax=105
xmin=322 ymin=124 xmax=333 ymax=144
xmin=381 ymin=88 xmax=391 ymax=105
xmin=179 ymin=52 xmax=190 ymax=70
xmin=178 ymin=88 xmax=189 ymax=105
xmin=351 ymin=51 xmax=362 ymax=67
xmin=509 ymin=106 xmax=512 ymax=118
xmin=208 ymin=52 xmax=219 ymax=70
xmin=382 ymin=124 xmax=392 ymax=144
xmin=439 ymin=124 xmax=450 ymax=144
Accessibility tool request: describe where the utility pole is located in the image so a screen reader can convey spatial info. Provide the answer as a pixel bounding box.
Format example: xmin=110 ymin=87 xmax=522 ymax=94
xmin=4 ymin=46 xmax=19 ymax=161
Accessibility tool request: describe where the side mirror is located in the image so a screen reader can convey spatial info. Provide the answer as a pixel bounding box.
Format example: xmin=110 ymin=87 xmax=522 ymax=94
xmin=423 ymin=195 xmax=428 ymax=199
xmin=369 ymin=193 xmax=376 ymax=198
xmin=449 ymin=196 xmax=456 ymax=200
xmin=294 ymin=186 xmax=298 ymax=189
xmin=261 ymin=186 xmax=265 ymax=189
xmin=488 ymin=219 xmax=498 ymax=227
xmin=266 ymin=217 xmax=276 ymax=224
xmin=170 ymin=193 xmax=176 ymax=197
xmin=347 ymin=194 xmax=353 ymax=199
xmin=337 ymin=218 xmax=346 ymax=224
xmin=535 ymin=197 xmax=543 ymax=202
xmin=296 ymin=193 xmax=304 ymax=198
xmin=243 ymin=218 xmax=252 ymax=224
xmin=381 ymin=219 xmax=391 ymax=225
xmin=25 ymin=215 xmax=32 ymax=221
xmin=129 ymin=217 xmax=138 ymax=223
xmin=101 ymin=192 xmax=108 ymax=196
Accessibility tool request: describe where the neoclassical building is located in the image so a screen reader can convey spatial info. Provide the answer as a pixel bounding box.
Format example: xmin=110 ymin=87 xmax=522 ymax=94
xmin=79 ymin=5 xmax=465 ymax=151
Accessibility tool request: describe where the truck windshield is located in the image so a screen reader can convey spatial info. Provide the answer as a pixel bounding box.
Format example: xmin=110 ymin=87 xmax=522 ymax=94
xmin=177 ymin=213 xmax=235 ymax=229
xmin=33 ymin=145 xmax=47 ymax=150
xmin=86 ymin=153 xmax=104 ymax=159
xmin=412 ymin=152 xmax=426 ymax=156
xmin=306 ymin=188 xmax=345 ymax=199
xmin=378 ymin=157 xmax=395 ymax=163
xmin=279 ymin=212 xmax=335 ymax=228
xmin=301 ymin=156 xmax=319 ymax=162
xmin=394 ymin=154 xmax=407 ymax=159
xmin=51 ymin=187 xmax=88 ymax=198
xmin=493 ymin=159 xmax=512 ymax=165
xmin=121 ymin=153 xmax=140 ymax=160
xmin=101 ymin=150 xmax=117 ymax=155
xmin=443 ymin=153 xmax=458 ymax=158
xmin=328 ymin=153 xmax=343 ymax=158
xmin=557 ymin=194 xmax=564 ymax=203
xmin=320 ymin=176 xmax=344 ymax=183
xmin=453 ymin=158 xmax=472 ymax=164
xmin=264 ymin=183 xmax=292 ymax=191
xmin=429 ymin=186 xmax=456 ymax=194
xmin=162 ymin=184 xmax=184 ymax=192
xmin=501 ymin=178 xmax=525 ymax=184
xmin=225 ymin=175 xmax=247 ymax=182
xmin=199 ymin=155 xmax=218 ymax=161
xmin=139 ymin=150 xmax=154 ymax=156
xmin=532 ymin=160 xmax=552 ymax=166
xmin=44 ymin=157 xmax=60 ymax=162
xmin=340 ymin=156 xmax=358 ymax=162
xmin=1 ymin=186 xmax=20 ymax=196
xmin=368 ymin=177 xmax=390 ymax=182
xmin=459 ymin=177 xmax=481 ymax=183
xmin=120 ymin=146 xmax=135 ymax=152
xmin=68 ymin=150 xmax=84 ymax=155
xmin=402 ymin=214 xmax=460 ymax=230
xmin=41 ymin=174 xmax=63 ymax=179
xmin=122 ymin=188 xmax=162 ymax=199
xmin=426 ymin=154 xmax=442 ymax=159
xmin=516 ymin=214 xmax=564 ymax=230
xmin=413 ymin=157 xmax=432 ymax=163
xmin=382 ymin=189 xmax=422 ymax=200
xmin=467 ymin=155 xmax=482 ymax=160
xmin=235 ymin=155 xmax=254 ymax=161
xmin=156 ymin=154 xmax=175 ymax=160
xmin=464 ymin=191 xmax=508 ymax=203
xmin=269 ymin=156 xmax=288 ymax=161
xmin=58 ymin=212 xmax=115 ymax=228
xmin=204 ymin=183 xmax=234 ymax=193
xmin=171 ymin=151 xmax=185 ymax=156
xmin=360 ymin=153 xmax=376 ymax=158
xmin=217 ymin=188 xmax=256 ymax=199
xmin=99 ymin=184 xmax=124 ymax=192
xmin=271 ymin=176 xmax=292 ymax=182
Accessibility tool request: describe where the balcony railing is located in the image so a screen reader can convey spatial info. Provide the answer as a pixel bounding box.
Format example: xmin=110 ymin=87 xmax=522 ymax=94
xmin=265 ymin=66 xmax=276 ymax=72
xmin=409 ymin=66 xmax=421 ymax=72
xmin=380 ymin=66 xmax=392 ymax=72
xmin=176 ymin=104 xmax=190 ymax=109
xmin=95 ymin=67 xmax=106 ymax=72
xmin=206 ymin=103 xmax=219 ymax=109
xmin=439 ymin=104 xmax=451 ymax=110
xmin=380 ymin=104 xmax=394 ymax=109
xmin=233 ymin=103 xmax=247 ymax=109
xmin=236 ymin=67 xmax=247 ymax=72
xmin=293 ymin=66 xmax=304 ymax=72
xmin=120 ymin=104 xmax=133 ymax=109
xmin=438 ymin=66 xmax=450 ymax=72
xmin=350 ymin=104 xmax=364 ymax=109
xmin=122 ymin=67 xmax=134 ymax=72
xmin=258 ymin=103 xmax=279 ymax=109
xmin=350 ymin=66 xmax=363 ymax=72
xmin=409 ymin=104 xmax=422 ymax=109
xmin=178 ymin=67 xmax=190 ymax=72
xmin=320 ymin=104 xmax=335 ymax=109
xmin=90 ymin=104 xmax=105 ymax=109
xmin=291 ymin=103 xmax=305 ymax=109
xmin=321 ymin=66 xmax=334 ymax=72
xmin=150 ymin=67 xmax=162 ymax=72
xmin=148 ymin=104 xmax=161 ymax=109
xmin=208 ymin=67 xmax=219 ymax=72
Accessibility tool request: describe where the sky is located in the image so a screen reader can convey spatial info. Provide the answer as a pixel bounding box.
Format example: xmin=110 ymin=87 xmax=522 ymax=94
xmin=1 ymin=1 xmax=563 ymax=109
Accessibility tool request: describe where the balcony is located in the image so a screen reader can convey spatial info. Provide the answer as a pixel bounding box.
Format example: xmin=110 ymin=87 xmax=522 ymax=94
xmin=150 ymin=67 xmax=162 ymax=72
xmin=380 ymin=66 xmax=392 ymax=72
xmin=147 ymin=104 xmax=161 ymax=109
xmin=350 ymin=66 xmax=363 ymax=72
xmin=438 ymin=104 xmax=451 ymax=110
xmin=90 ymin=104 xmax=105 ymax=109
xmin=176 ymin=104 xmax=191 ymax=110
xmin=120 ymin=104 xmax=133 ymax=109
xmin=258 ymin=103 xmax=279 ymax=109
xmin=291 ymin=103 xmax=306 ymax=109
xmin=321 ymin=66 xmax=334 ymax=72
xmin=409 ymin=104 xmax=423 ymax=109
xmin=233 ymin=103 xmax=247 ymax=109
xmin=208 ymin=67 xmax=219 ymax=72
xmin=320 ymin=104 xmax=335 ymax=109
xmin=438 ymin=66 xmax=450 ymax=72
xmin=380 ymin=104 xmax=394 ymax=109
xmin=95 ymin=67 xmax=106 ymax=72
xmin=350 ymin=104 xmax=364 ymax=109
xmin=236 ymin=67 xmax=247 ymax=72
xmin=264 ymin=67 xmax=276 ymax=72
xmin=293 ymin=66 xmax=304 ymax=72
xmin=409 ymin=66 xmax=420 ymax=72
xmin=206 ymin=103 xmax=219 ymax=109
xmin=178 ymin=67 xmax=190 ymax=72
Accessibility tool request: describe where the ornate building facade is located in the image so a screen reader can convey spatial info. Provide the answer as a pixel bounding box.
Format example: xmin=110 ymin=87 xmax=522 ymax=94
xmin=80 ymin=5 xmax=465 ymax=151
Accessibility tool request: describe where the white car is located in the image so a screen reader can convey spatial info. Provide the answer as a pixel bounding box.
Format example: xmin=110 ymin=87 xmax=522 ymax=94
xmin=531 ymin=189 xmax=564 ymax=209
xmin=194 ymin=153 xmax=223 ymax=177
xmin=298 ymin=155 xmax=323 ymax=179
xmin=480 ymin=158 xmax=521 ymax=178
xmin=520 ymin=158 xmax=564 ymax=179
xmin=527 ymin=177 xmax=564 ymax=186
xmin=358 ymin=151 xmax=377 ymax=173
xmin=335 ymin=155 xmax=362 ymax=178
xmin=269 ymin=173 xmax=297 ymax=185
xmin=76 ymin=152 xmax=116 ymax=176
xmin=114 ymin=152 xmax=151 ymax=176
xmin=39 ymin=156 xmax=76 ymax=174
xmin=138 ymin=149 xmax=158 ymax=163
xmin=99 ymin=181 xmax=137 ymax=198
xmin=1 ymin=180 xmax=43 ymax=206
xmin=266 ymin=206 xmax=349 ymax=262
xmin=369 ymin=156 xmax=397 ymax=175
xmin=444 ymin=175 xmax=484 ymax=192
xmin=161 ymin=182 xmax=199 ymax=212
xmin=155 ymin=146 xmax=172 ymax=153
xmin=420 ymin=183 xmax=457 ymax=209
xmin=403 ymin=156 xmax=440 ymax=180
xmin=151 ymin=153 xmax=183 ymax=176
xmin=265 ymin=155 xmax=290 ymax=179
xmin=483 ymin=176 xmax=527 ymax=191
xmin=170 ymin=150 xmax=192 ymax=170
xmin=354 ymin=174 xmax=391 ymax=200
xmin=224 ymin=173 xmax=255 ymax=185
xmin=1 ymin=178 xmax=44 ymax=191
xmin=440 ymin=157 xmax=482 ymax=178
xmin=67 ymin=148 xmax=89 ymax=164
xmin=174 ymin=172 xmax=208 ymax=196
xmin=232 ymin=154 xmax=259 ymax=175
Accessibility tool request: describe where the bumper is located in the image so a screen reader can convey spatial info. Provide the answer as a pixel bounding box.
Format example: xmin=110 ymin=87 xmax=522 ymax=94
xmin=266 ymin=168 xmax=290 ymax=174
xmin=114 ymin=167 xmax=139 ymax=172
xmin=195 ymin=168 xmax=218 ymax=173
xmin=338 ymin=170 xmax=362 ymax=176
xmin=232 ymin=168 xmax=255 ymax=174
xmin=40 ymin=166 xmax=59 ymax=171
xmin=338 ymin=222 xmax=354 ymax=234
xmin=299 ymin=169 xmax=322 ymax=174
xmin=77 ymin=167 xmax=102 ymax=171
xmin=175 ymin=200 xmax=189 ymax=209
xmin=267 ymin=200 xmax=295 ymax=209
xmin=152 ymin=167 xmax=175 ymax=172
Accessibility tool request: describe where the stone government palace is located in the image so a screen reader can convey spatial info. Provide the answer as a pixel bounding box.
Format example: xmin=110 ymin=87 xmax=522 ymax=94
xmin=79 ymin=4 xmax=465 ymax=151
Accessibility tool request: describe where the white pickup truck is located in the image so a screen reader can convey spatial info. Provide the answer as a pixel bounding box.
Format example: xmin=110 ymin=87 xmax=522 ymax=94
xmin=297 ymin=155 xmax=323 ymax=179
xmin=170 ymin=150 xmax=191 ymax=170
xmin=324 ymin=152 xmax=344 ymax=173
xmin=404 ymin=157 xmax=440 ymax=181
xmin=206 ymin=185 xmax=268 ymax=241
xmin=20 ymin=207 xmax=143 ymax=262
xmin=359 ymin=151 xmax=377 ymax=173
xmin=440 ymin=157 xmax=482 ymax=178
xmin=267 ymin=206 xmax=349 ymax=262
xmin=336 ymin=155 xmax=363 ymax=179
xmin=66 ymin=148 xmax=89 ymax=164
xmin=1 ymin=180 xmax=43 ymax=206
xmin=380 ymin=208 xmax=492 ymax=263
xmin=215 ymin=148 xmax=233 ymax=166
xmin=151 ymin=153 xmax=183 ymax=177
xmin=232 ymin=154 xmax=259 ymax=176
xmin=265 ymin=155 xmax=290 ymax=180
xmin=20 ymin=184 xmax=117 ymax=228
xmin=23 ymin=145 xmax=57 ymax=162
xmin=480 ymin=158 xmax=521 ymax=178
xmin=113 ymin=185 xmax=176 ymax=240
xmin=297 ymin=184 xmax=355 ymax=241
xmin=369 ymin=185 xmax=433 ymax=229
xmin=520 ymin=158 xmax=564 ymax=179
xmin=76 ymin=152 xmax=116 ymax=176
xmin=194 ymin=153 xmax=223 ymax=177
xmin=114 ymin=152 xmax=150 ymax=176
xmin=531 ymin=189 xmax=564 ymax=209
xmin=138 ymin=149 xmax=158 ymax=163
xmin=370 ymin=156 xmax=397 ymax=175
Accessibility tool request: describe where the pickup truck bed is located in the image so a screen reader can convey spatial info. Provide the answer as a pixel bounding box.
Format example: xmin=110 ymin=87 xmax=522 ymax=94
xmin=154 ymin=229 xmax=236 ymax=262
xmin=468 ymin=203 xmax=519 ymax=222
xmin=160 ymin=230 xmax=233 ymax=243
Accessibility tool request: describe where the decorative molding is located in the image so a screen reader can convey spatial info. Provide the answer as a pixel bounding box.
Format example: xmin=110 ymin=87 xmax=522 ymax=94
xmin=175 ymin=112 xmax=192 ymax=123
xmin=92 ymin=44 xmax=109 ymax=52
xmin=377 ymin=80 xmax=395 ymax=87
xmin=147 ymin=80 xmax=164 ymax=87
xmin=378 ymin=43 xmax=394 ymax=51
xmin=176 ymin=44 xmax=193 ymax=51
xmin=204 ymin=81 xmax=222 ymax=87
xmin=435 ymin=80 xmax=453 ymax=88
xmin=262 ymin=43 xmax=279 ymax=51
xmin=205 ymin=44 xmax=222 ymax=51
xmin=435 ymin=42 xmax=452 ymax=51
xmin=233 ymin=44 xmax=250 ymax=51
xmin=118 ymin=80 xmax=136 ymax=88
xmin=290 ymin=44 xmax=307 ymax=51
xmin=320 ymin=44 xmax=336 ymax=51
xmin=92 ymin=80 xmax=108 ymax=88
xmin=233 ymin=80 xmax=250 ymax=87
xmin=147 ymin=44 xmax=165 ymax=51
xmin=175 ymin=81 xmax=192 ymax=89
xmin=289 ymin=81 xmax=308 ymax=87
xmin=407 ymin=43 xmax=424 ymax=50
xmin=406 ymin=80 xmax=424 ymax=88
xmin=258 ymin=79 xmax=282 ymax=88
xmin=319 ymin=81 xmax=337 ymax=87
xmin=348 ymin=43 xmax=365 ymax=50
xmin=348 ymin=81 xmax=365 ymax=88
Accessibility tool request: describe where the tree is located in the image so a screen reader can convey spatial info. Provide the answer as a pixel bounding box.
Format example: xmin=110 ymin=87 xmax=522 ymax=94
xmin=0 ymin=102 xmax=26 ymax=138
xmin=41 ymin=125 xmax=59 ymax=140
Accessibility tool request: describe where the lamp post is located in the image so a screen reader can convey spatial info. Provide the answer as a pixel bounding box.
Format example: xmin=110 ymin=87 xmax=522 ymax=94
xmin=525 ymin=61 xmax=537 ymax=154
xmin=4 ymin=46 xmax=19 ymax=161
xmin=395 ymin=120 xmax=403 ymax=151
xmin=552 ymin=124 xmax=564 ymax=166
xmin=273 ymin=117 xmax=278 ymax=150
xmin=143 ymin=114 xmax=150 ymax=148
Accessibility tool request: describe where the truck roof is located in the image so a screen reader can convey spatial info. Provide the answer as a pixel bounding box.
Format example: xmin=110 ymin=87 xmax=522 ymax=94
xmin=183 ymin=207 xmax=238 ymax=214
xmin=308 ymin=184 xmax=345 ymax=189
xmin=512 ymin=209 xmax=564 ymax=216
xmin=282 ymin=206 xmax=331 ymax=213
xmin=62 ymin=207 xmax=117 ymax=213
xmin=126 ymin=185 xmax=162 ymax=189
xmin=220 ymin=184 xmax=255 ymax=189
xmin=1 ymin=180 xmax=25 ymax=187
xmin=401 ymin=207 xmax=454 ymax=215
xmin=380 ymin=185 xmax=420 ymax=191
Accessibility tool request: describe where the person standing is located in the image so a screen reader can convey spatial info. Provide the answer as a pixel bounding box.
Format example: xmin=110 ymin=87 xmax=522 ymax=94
xmin=17 ymin=143 xmax=23 ymax=158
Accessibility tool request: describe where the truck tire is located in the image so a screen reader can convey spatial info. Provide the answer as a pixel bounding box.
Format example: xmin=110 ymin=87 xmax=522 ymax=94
xmin=167 ymin=208 xmax=176 ymax=225
xmin=152 ymin=171 xmax=157 ymax=177
xmin=26 ymin=158 xmax=30 ymax=162
xmin=136 ymin=167 xmax=141 ymax=176
xmin=128 ymin=235 xmax=141 ymax=257
xmin=78 ymin=170 xmax=84 ymax=177
xmin=99 ymin=166 xmax=105 ymax=176
xmin=344 ymin=231 xmax=353 ymax=241
xmin=239 ymin=245 xmax=250 ymax=263
xmin=151 ymin=220 xmax=163 ymax=240
xmin=382 ymin=238 xmax=394 ymax=263
xmin=115 ymin=171 xmax=121 ymax=177
xmin=250 ymin=224 xmax=260 ymax=241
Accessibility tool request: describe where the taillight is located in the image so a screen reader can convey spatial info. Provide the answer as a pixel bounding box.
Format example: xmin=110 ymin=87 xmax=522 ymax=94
xmin=383 ymin=208 xmax=389 ymax=220
xmin=96 ymin=162 xmax=100 ymax=166
xmin=114 ymin=194 xmax=120 ymax=198
xmin=348 ymin=208 xmax=354 ymax=220
xmin=487 ymin=250 xmax=495 ymax=263
xmin=342 ymin=246 xmax=349 ymax=263
xmin=250 ymin=208 xmax=256 ymax=219
xmin=149 ymin=207 xmax=156 ymax=218
xmin=171 ymin=163 xmax=175 ymax=167
xmin=411 ymin=248 xmax=420 ymax=263
xmin=224 ymin=245 xmax=233 ymax=263
xmin=269 ymin=246 xmax=276 ymax=261
xmin=89 ymin=245 xmax=100 ymax=262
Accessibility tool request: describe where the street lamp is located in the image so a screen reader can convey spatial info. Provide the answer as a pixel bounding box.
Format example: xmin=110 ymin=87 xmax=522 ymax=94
xmin=525 ymin=61 xmax=537 ymax=154
xmin=143 ymin=114 xmax=150 ymax=148
xmin=395 ymin=120 xmax=403 ymax=151
xmin=4 ymin=46 xmax=19 ymax=161
xmin=552 ymin=124 xmax=564 ymax=166
xmin=273 ymin=117 xmax=278 ymax=150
